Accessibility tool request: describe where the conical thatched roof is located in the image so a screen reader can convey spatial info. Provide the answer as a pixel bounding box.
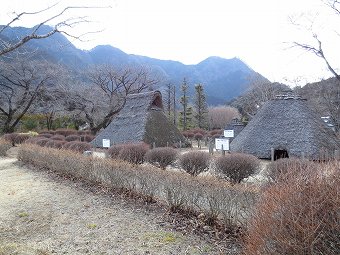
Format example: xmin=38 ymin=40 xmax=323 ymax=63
xmin=230 ymin=94 xmax=340 ymax=159
xmin=91 ymin=90 xmax=185 ymax=147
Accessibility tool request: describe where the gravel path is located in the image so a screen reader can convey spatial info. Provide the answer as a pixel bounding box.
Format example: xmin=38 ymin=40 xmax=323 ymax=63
xmin=0 ymin=155 xmax=222 ymax=255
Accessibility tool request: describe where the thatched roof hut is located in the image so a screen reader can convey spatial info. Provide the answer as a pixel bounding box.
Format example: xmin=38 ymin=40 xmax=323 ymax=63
xmin=230 ymin=94 xmax=340 ymax=160
xmin=91 ymin=90 xmax=185 ymax=147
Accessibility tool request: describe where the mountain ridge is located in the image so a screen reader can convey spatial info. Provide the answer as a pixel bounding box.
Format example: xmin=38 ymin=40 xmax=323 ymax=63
xmin=0 ymin=25 xmax=269 ymax=105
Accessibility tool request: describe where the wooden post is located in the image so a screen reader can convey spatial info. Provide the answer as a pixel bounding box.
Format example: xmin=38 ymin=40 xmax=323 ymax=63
xmin=153 ymin=142 xmax=156 ymax=149
xmin=271 ymin=147 xmax=274 ymax=162
xmin=222 ymin=144 xmax=225 ymax=156
xmin=209 ymin=141 xmax=213 ymax=155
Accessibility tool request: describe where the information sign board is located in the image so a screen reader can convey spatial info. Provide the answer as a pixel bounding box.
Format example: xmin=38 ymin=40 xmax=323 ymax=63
xmin=224 ymin=130 xmax=234 ymax=138
xmin=215 ymin=138 xmax=229 ymax=151
xmin=102 ymin=139 xmax=111 ymax=148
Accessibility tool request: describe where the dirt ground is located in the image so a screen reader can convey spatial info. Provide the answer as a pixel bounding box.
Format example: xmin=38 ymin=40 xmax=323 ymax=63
xmin=0 ymin=150 xmax=229 ymax=255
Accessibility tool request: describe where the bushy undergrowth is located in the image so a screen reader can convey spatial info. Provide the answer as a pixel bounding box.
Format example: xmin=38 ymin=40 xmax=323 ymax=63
xmin=2 ymin=133 xmax=30 ymax=145
xmin=108 ymin=143 xmax=150 ymax=164
xmin=267 ymin=157 xmax=318 ymax=182
xmin=65 ymin=135 xmax=80 ymax=142
xmin=214 ymin=153 xmax=260 ymax=184
xmin=145 ymin=147 xmax=178 ymax=170
xmin=119 ymin=143 xmax=150 ymax=164
xmin=18 ymin=144 xmax=256 ymax=230
xmin=0 ymin=138 xmax=12 ymax=156
xmin=243 ymin=162 xmax=340 ymax=255
xmin=50 ymin=135 xmax=66 ymax=141
xmin=178 ymin=151 xmax=211 ymax=176
xmin=107 ymin=144 xmax=125 ymax=159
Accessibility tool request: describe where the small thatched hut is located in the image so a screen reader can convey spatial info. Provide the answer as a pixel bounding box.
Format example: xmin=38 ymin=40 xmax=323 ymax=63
xmin=230 ymin=93 xmax=340 ymax=160
xmin=91 ymin=90 xmax=185 ymax=147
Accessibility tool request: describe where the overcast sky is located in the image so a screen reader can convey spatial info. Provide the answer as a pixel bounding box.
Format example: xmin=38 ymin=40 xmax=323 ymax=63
xmin=1 ymin=0 xmax=339 ymax=86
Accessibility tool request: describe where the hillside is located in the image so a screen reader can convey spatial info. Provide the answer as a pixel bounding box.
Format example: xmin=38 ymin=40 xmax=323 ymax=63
xmin=0 ymin=25 xmax=269 ymax=105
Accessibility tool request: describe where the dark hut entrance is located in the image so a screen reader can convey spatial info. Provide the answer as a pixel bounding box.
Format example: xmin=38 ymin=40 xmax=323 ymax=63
xmin=274 ymin=149 xmax=289 ymax=160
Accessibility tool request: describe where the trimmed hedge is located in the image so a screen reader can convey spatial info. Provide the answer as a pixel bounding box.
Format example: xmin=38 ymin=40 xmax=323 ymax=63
xmin=214 ymin=153 xmax=260 ymax=184
xmin=18 ymin=144 xmax=257 ymax=229
xmin=178 ymin=151 xmax=211 ymax=176
xmin=145 ymin=147 xmax=178 ymax=170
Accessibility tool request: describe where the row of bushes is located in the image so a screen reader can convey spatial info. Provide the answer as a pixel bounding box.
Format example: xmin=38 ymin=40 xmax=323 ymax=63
xmin=25 ymin=137 xmax=92 ymax=153
xmin=18 ymin=144 xmax=257 ymax=229
xmin=107 ymin=143 xmax=261 ymax=184
xmin=2 ymin=129 xmax=94 ymax=146
xmin=15 ymin=144 xmax=340 ymax=254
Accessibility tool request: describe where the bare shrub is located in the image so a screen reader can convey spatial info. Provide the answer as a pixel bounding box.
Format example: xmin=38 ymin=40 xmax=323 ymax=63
xmin=35 ymin=138 xmax=50 ymax=147
xmin=209 ymin=129 xmax=223 ymax=136
xmin=55 ymin=128 xmax=77 ymax=136
xmin=80 ymin=134 xmax=95 ymax=142
xmin=0 ymin=138 xmax=12 ymax=156
xmin=214 ymin=153 xmax=260 ymax=184
xmin=45 ymin=140 xmax=66 ymax=149
xmin=243 ymin=163 xmax=340 ymax=255
xmin=25 ymin=137 xmax=40 ymax=144
xmin=65 ymin=141 xmax=92 ymax=153
xmin=267 ymin=157 xmax=318 ymax=182
xmin=118 ymin=143 xmax=150 ymax=164
xmin=50 ymin=135 xmax=66 ymax=141
xmin=13 ymin=134 xmax=30 ymax=144
xmin=178 ymin=151 xmax=210 ymax=176
xmin=144 ymin=147 xmax=178 ymax=170
xmin=37 ymin=133 xmax=53 ymax=138
xmin=107 ymin=144 xmax=125 ymax=159
xmin=3 ymin=133 xmax=18 ymax=145
xmin=190 ymin=128 xmax=206 ymax=135
xmin=194 ymin=133 xmax=203 ymax=141
xmin=65 ymin=135 xmax=80 ymax=142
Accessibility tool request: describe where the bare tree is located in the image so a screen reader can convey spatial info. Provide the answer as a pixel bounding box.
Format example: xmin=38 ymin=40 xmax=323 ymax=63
xmin=65 ymin=64 xmax=160 ymax=134
xmin=0 ymin=59 xmax=61 ymax=133
xmin=298 ymin=77 xmax=340 ymax=131
xmin=208 ymin=106 xmax=240 ymax=130
xmin=0 ymin=3 xmax=106 ymax=57
xmin=231 ymin=80 xmax=288 ymax=120
xmin=292 ymin=0 xmax=340 ymax=81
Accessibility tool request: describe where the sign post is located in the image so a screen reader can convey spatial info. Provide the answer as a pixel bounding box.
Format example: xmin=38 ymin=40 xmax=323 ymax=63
xmin=102 ymin=139 xmax=111 ymax=148
xmin=223 ymin=129 xmax=234 ymax=138
xmin=215 ymin=138 xmax=229 ymax=151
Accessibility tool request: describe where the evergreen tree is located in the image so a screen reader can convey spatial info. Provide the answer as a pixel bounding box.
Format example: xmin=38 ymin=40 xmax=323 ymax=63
xmin=179 ymin=78 xmax=190 ymax=130
xmin=194 ymin=83 xmax=208 ymax=129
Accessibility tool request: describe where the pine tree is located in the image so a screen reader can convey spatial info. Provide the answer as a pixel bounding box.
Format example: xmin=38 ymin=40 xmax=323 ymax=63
xmin=194 ymin=83 xmax=208 ymax=129
xmin=179 ymin=78 xmax=190 ymax=130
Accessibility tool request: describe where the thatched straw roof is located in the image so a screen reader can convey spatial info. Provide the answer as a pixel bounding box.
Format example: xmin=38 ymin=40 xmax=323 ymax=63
xmin=91 ymin=90 xmax=185 ymax=147
xmin=230 ymin=94 xmax=340 ymax=159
